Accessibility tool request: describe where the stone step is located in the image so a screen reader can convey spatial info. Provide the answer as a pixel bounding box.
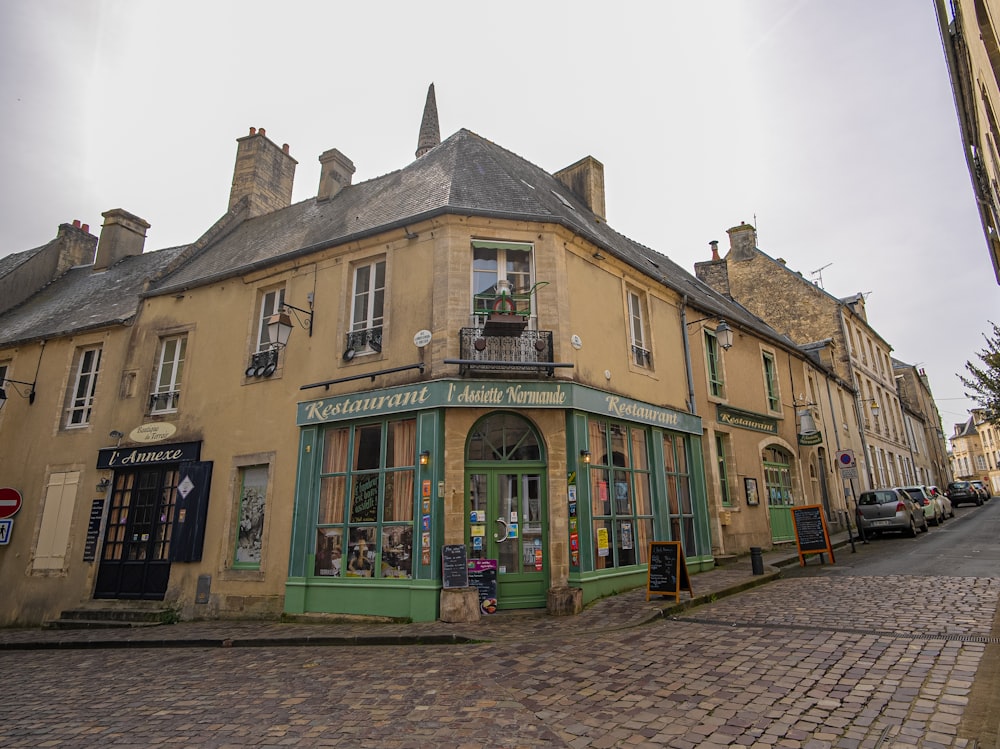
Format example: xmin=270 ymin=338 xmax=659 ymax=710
xmin=43 ymin=607 xmax=175 ymax=629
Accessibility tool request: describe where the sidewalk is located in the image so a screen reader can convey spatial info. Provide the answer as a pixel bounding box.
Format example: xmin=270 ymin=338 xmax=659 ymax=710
xmin=0 ymin=531 xmax=855 ymax=651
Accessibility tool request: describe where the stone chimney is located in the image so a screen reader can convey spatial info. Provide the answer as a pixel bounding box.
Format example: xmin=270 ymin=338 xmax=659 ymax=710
xmin=317 ymin=148 xmax=356 ymax=201
xmin=56 ymin=220 xmax=98 ymax=274
xmin=415 ymin=83 xmax=441 ymax=158
xmin=694 ymin=240 xmax=730 ymax=297
xmin=554 ymin=156 xmax=606 ymax=220
xmin=726 ymin=221 xmax=758 ymax=262
xmin=0 ymin=220 xmax=98 ymax=314
xmin=93 ymin=209 xmax=150 ymax=271
xmin=229 ymin=127 xmax=297 ymax=217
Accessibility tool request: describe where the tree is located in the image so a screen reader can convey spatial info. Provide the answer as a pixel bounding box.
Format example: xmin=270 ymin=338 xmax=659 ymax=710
xmin=959 ymin=321 xmax=1000 ymax=425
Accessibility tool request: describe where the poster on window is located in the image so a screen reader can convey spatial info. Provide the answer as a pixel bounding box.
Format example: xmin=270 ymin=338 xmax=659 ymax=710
xmin=621 ymin=522 xmax=633 ymax=550
xmin=315 ymin=528 xmax=343 ymax=576
xmin=350 ymin=474 xmax=379 ymax=523
xmin=236 ymin=466 xmax=268 ymax=564
xmin=596 ymin=527 xmax=610 ymax=557
xmin=345 ymin=528 xmax=377 ymax=577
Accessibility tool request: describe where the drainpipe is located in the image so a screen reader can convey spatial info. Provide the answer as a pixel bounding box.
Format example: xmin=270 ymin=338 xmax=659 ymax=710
xmin=837 ymin=309 xmax=876 ymax=490
xmin=680 ymin=295 xmax=697 ymax=415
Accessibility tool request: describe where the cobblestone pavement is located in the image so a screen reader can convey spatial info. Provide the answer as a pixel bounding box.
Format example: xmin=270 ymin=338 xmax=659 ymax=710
xmin=1 ymin=561 xmax=997 ymax=748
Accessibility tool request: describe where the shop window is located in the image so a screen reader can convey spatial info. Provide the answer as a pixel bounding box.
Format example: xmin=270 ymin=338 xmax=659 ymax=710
xmin=627 ymin=288 xmax=651 ymax=368
xmin=664 ymin=433 xmax=695 ymax=553
xmin=588 ymin=419 xmax=653 ymax=569
xmin=150 ymin=334 xmax=186 ymax=413
xmin=33 ymin=471 xmax=80 ymax=571
xmin=234 ymin=465 xmax=268 ymax=568
xmin=315 ymin=418 xmax=416 ymax=579
xmin=705 ymin=330 xmax=725 ymax=398
xmin=716 ymin=433 xmax=732 ymax=506
xmin=65 ymin=345 xmax=102 ymax=427
xmin=762 ymin=351 xmax=780 ymax=413
xmin=347 ymin=258 xmax=386 ymax=356
xmin=471 ymin=240 xmax=534 ymax=319
xmin=255 ymin=286 xmax=285 ymax=353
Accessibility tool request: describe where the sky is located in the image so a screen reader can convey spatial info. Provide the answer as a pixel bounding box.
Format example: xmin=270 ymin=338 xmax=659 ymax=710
xmin=1 ymin=1 xmax=996 ymax=435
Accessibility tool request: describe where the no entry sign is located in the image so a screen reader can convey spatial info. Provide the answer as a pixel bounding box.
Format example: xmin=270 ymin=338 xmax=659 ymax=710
xmin=0 ymin=487 xmax=23 ymax=519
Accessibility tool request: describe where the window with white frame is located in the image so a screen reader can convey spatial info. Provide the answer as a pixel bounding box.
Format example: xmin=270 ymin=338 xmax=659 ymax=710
xmin=256 ymin=287 xmax=285 ymax=352
xmin=705 ymin=330 xmax=724 ymax=397
xmin=348 ymin=258 xmax=386 ymax=354
xmin=471 ymin=240 xmax=533 ymax=318
xmin=627 ymin=288 xmax=651 ymax=368
xmin=762 ymin=351 xmax=779 ymax=412
xmin=66 ymin=345 xmax=102 ymax=427
xmin=150 ymin=335 xmax=186 ymax=413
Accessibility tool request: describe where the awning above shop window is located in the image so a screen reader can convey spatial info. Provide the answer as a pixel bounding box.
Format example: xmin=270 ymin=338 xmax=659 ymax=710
xmin=471 ymin=240 xmax=532 ymax=252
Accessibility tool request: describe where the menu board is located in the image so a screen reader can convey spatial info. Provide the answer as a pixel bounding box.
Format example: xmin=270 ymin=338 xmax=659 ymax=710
xmin=441 ymin=544 xmax=469 ymax=589
xmin=791 ymin=504 xmax=834 ymax=566
xmin=646 ymin=541 xmax=692 ymax=602
xmin=468 ymin=559 xmax=498 ymax=614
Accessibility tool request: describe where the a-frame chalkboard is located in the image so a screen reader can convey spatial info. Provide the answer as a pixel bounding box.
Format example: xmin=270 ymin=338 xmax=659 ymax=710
xmin=791 ymin=504 xmax=834 ymax=566
xmin=646 ymin=541 xmax=693 ymax=602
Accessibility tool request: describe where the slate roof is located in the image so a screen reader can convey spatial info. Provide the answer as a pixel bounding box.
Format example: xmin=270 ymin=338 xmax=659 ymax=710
xmin=149 ymin=128 xmax=799 ymax=354
xmin=0 ymin=244 xmax=46 ymax=279
xmin=0 ymin=246 xmax=187 ymax=347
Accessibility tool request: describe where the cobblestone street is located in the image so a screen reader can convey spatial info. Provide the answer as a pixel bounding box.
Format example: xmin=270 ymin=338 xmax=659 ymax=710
xmin=2 ymin=574 xmax=997 ymax=748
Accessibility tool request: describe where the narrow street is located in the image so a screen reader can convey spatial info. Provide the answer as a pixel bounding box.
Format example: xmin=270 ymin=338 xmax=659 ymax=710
xmin=1 ymin=499 xmax=998 ymax=748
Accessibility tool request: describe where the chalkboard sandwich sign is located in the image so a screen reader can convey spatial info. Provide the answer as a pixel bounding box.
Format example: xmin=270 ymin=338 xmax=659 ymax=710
xmin=441 ymin=544 xmax=469 ymax=589
xmin=791 ymin=504 xmax=834 ymax=566
xmin=646 ymin=541 xmax=692 ymax=602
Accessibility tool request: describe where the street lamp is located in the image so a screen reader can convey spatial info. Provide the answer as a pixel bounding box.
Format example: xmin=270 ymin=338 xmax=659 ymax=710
xmin=870 ymin=400 xmax=881 ymax=419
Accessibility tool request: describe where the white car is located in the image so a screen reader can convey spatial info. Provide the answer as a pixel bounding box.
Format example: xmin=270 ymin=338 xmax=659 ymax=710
xmin=928 ymin=486 xmax=954 ymax=518
xmin=897 ymin=485 xmax=945 ymax=526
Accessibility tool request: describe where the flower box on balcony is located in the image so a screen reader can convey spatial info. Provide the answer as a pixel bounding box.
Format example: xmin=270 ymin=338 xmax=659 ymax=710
xmin=482 ymin=312 xmax=528 ymax=337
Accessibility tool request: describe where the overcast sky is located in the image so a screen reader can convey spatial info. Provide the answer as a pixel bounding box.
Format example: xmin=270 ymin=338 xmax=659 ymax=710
xmin=1 ymin=1 xmax=995 ymax=434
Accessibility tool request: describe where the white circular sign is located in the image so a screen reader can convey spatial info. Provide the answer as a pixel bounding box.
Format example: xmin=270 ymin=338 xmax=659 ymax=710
xmin=413 ymin=329 xmax=432 ymax=348
xmin=571 ymin=334 xmax=583 ymax=350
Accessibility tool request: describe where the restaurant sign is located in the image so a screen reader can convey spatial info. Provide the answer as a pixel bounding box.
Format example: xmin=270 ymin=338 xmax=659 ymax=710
xmin=716 ymin=405 xmax=778 ymax=434
xmin=96 ymin=441 xmax=202 ymax=470
xmin=298 ymin=380 xmax=702 ymax=435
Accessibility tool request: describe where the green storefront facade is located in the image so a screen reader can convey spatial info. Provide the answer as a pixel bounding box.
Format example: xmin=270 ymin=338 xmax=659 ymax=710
xmin=284 ymin=379 xmax=711 ymax=622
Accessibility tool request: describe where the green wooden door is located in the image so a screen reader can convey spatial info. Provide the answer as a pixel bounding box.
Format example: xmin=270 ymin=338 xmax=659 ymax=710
xmin=764 ymin=447 xmax=795 ymax=542
xmin=464 ymin=413 xmax=548 ymax=610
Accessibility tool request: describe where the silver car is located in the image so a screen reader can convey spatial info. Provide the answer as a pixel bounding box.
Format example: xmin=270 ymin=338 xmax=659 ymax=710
xmin=857 ymin=488 xmax=928 ymax=537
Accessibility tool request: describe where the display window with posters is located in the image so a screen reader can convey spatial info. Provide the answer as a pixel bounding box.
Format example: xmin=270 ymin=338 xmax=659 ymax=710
xmin=313 ymin=418 xmax=416 ymax=579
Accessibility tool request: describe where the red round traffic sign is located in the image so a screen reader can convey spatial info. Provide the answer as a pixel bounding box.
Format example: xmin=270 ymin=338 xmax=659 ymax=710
xmin=0 ymin=487 xmax=22 ymax=519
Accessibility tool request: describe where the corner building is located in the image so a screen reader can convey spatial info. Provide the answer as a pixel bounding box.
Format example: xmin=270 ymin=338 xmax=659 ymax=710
xmin=0 ymin=92 xmax=736 ymax=624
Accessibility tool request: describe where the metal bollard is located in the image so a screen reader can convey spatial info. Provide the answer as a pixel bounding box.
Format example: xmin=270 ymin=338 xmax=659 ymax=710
xmin=750 ymin=546 xmax=764 ymax=576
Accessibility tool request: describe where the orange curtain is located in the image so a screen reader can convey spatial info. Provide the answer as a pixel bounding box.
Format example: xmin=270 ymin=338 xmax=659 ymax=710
xmin=391 ymin=420 xmax=416 ymax=522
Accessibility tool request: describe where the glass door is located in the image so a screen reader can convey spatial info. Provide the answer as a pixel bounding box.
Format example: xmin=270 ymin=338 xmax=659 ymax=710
xmin=467 ymin=469 xmax=547 ymax=610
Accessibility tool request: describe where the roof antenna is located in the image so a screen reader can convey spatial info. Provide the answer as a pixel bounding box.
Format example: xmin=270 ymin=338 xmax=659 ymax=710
xmin=810 ymin=262 xmax=832 ymax=288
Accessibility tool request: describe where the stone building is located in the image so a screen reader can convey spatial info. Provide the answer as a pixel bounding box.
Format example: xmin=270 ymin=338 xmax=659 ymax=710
xmin=934 ymin=0 xmax=1000 ymax=283
xmin=950 ymin=409 xmax=1000 ymax=494
xmin=1 ymin=89 xmax=865 ymax=626
xmin=892 ymin=358 xmax=952 ymax=488
xmin=695 ymin=222 xmax=933 ymax=494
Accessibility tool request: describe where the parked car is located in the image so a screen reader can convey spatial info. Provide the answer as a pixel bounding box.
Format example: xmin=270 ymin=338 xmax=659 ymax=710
xmin=898 ymin=485 xmax=944 ymax=526
xmin=946 ymin=480 xmax=983 ymax=507
xmin=970 ymin=480 xmax=992 ymax=500
xmin=928 ymin=486 xmax=954 ymax=518
xmin=857 ymin=488 xmax=928 ymax=537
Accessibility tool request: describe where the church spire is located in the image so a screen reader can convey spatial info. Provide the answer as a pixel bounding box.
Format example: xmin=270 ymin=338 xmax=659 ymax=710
xmin=415 ymin=83 xmax=441 ymax=158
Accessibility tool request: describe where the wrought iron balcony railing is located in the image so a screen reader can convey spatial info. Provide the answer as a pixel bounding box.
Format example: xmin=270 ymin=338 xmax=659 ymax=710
xmin=455 ymin=327 xmax=557 ymax=375
xmin=345 ymin=326 xmax=383 ymax=357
